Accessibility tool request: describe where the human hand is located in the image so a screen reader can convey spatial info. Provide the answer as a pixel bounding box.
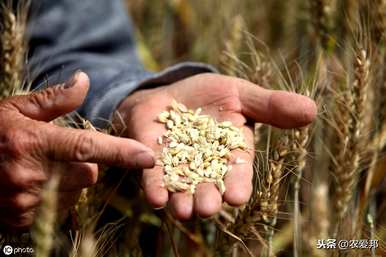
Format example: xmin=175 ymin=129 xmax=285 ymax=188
xmin=0 ymin=72 xmax=155 ymax=230
xmin=116 ymin=73 xmax=317 ymax=219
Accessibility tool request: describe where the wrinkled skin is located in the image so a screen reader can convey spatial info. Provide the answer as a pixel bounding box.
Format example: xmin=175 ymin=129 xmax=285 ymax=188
xmin=0 ymin=72 xmax=155 ymax=230
xmin=117 ymin=73 xmax=317 ymax=220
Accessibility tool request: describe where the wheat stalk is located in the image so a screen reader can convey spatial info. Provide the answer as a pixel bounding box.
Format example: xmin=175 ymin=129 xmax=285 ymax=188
xmin=309 ymin=184 xmax=329 ymax=257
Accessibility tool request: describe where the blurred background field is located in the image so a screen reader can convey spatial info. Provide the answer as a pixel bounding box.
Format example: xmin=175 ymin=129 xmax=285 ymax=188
xmin=1 ymin=0 xmax=386 ymax=257
xmin=125 ymin=1 xmax=386 ymax=257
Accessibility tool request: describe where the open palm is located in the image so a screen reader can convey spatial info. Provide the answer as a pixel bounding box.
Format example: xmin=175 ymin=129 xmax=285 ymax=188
xmin=117 ymin=73 xmax=316 ymax=219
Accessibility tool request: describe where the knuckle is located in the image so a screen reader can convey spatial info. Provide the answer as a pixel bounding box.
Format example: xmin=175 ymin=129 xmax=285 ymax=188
xmin=112 ymin=150 xmax=126 ymax=167
xmin=73 ymin=133 xmax=95 ymax=161
xmin=215 ymin=93 xmax=241 ymax=113
xmin=4 ymin=169 xmax=32 ymax=189
xmin=194 ymin=74 xmax=242 ymax=112
xmin=0 ymin=133 xmax=12 ymax=162
xmin=0 ymin=128 xmax=41 ymax=158
xmin=7 ymin=140 xmax=25 ymax=158
xmin=29 ymin=88 xmax=56 ymax=111
xmin=5 ymin=170 xmax=46 ymax=193
xmin=0 ymin=130 xmax=24 ymax=157
xmin=10 ymin=194 xmax=34 ymax=211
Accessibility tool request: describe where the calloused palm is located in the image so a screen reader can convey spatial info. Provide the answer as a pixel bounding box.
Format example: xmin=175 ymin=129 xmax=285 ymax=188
xmin=117 ymin=73 xmax=316 ymax=219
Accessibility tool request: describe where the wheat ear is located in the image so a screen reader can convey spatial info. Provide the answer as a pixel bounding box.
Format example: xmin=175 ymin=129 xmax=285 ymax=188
xmin=260 ymin=133 xmax=289 ymax=257
xmin=335 ymin=49 xmax=369 ymax=220
xmin=0 ymin=2 xmax=28 ymax=99
xmin=292 ymin=127 xmax=309 ymax=257
xmin=218 ymin=133 xmax=289 ymax=257
xmin=32 ymin=174 xmax=59 ymax=257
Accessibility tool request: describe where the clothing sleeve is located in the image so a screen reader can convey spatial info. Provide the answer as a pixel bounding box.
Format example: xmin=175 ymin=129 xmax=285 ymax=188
xmin=27 ymin=0 xmax=215 ymax=128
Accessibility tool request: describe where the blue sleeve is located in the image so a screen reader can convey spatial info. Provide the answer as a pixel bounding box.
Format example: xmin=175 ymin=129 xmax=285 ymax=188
xmin=27 ymin=0 xmax=215 ymax=128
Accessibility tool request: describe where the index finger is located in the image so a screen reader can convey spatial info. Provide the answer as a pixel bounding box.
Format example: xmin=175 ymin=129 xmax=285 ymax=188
xmin=42 ymin=124 xmax=155 ymax=169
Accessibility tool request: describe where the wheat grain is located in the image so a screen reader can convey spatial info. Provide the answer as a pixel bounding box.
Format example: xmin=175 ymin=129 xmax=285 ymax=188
xmin=158 ymin=100 xmax=247 ymax=194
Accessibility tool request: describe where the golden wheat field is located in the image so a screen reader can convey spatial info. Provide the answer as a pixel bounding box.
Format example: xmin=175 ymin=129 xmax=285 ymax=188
xmin=1 ymin=0 xmax=386 ymax=256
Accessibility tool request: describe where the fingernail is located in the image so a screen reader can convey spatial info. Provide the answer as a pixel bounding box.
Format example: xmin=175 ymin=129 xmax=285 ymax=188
xmin=63 ymin=70 xmax=82 ymax=89
xmin=153 ymin=206 xmax=165 ymax=210
xmin=135 ymin=151 xmax=155 ymax=168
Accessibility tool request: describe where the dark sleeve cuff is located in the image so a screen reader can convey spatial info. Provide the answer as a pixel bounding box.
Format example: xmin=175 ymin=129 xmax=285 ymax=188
xmin=89 ymin=62 xmax=216 ymax=128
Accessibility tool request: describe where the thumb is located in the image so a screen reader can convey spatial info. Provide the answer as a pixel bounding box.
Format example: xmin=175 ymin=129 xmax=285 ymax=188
xmin=4 ymin=71 xmax=89 ymax=121
xmin=237 ymin=78 xmax=317 ymax=128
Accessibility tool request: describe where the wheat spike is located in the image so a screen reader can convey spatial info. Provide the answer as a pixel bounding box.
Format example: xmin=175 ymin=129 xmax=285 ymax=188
xmin=216 ymin=133 xmax=289 ymax=257
xmin=292 ymin=127 xmax=309 ymax=257
xmin=0 ymin=2 xmax=28 ymax=99
xmin=374 ymin=39 xmax=386 ymax=137
xmin=334 ymin=49 xmax=369 ymax=221
xmin=260 ymin=133 xmax=289 ymax=257
xmin=32 ymin=174 xmax=59 ymax=257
